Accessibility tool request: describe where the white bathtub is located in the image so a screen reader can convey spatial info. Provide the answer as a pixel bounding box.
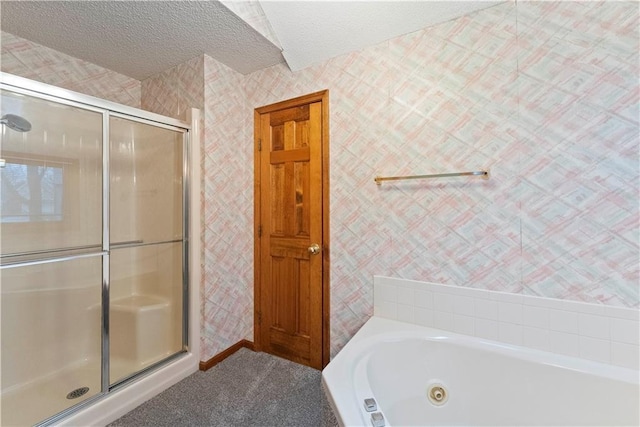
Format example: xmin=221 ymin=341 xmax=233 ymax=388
xmin=322 ymin=317 xmax=639 ymax=426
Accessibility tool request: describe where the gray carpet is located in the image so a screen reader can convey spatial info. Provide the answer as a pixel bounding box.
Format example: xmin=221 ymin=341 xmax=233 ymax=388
xmin=108 ymin=348 xmax=337 ymax=427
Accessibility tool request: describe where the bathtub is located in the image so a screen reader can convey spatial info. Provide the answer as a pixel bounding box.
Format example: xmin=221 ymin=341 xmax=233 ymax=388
xmin=322 ymin=317 xmax=639 ymax=426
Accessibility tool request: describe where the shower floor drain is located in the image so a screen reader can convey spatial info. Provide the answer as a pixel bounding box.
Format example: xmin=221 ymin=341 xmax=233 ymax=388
xmin=66 ymin=387 xmax=89 ymax=400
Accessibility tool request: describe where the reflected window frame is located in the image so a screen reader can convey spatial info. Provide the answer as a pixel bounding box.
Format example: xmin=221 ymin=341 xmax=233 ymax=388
xmin=1 ymin=151 xmax=80 ymax=230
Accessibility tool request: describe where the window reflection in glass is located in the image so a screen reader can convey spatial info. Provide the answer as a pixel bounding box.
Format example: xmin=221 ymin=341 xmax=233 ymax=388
xmin=1 ymin=157 xmax=66 ymax=223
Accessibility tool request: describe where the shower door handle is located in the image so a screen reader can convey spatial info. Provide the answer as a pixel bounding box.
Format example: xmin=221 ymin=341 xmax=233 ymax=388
xmin=110 ymin=240 xmax=144 ymax=248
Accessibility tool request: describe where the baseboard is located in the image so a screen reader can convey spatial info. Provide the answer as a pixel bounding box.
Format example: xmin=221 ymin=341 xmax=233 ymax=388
xmin=199 ymin=339 xmax=255 ymax=371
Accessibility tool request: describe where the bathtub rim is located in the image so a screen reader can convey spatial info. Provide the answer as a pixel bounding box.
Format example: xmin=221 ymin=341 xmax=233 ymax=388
xmin=322 ymin=316 xmax=639 ymax=427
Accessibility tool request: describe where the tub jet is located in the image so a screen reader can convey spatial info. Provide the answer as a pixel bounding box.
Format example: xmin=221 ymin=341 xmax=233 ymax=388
xmin=427 ymin=383 xmax=448 ymax=406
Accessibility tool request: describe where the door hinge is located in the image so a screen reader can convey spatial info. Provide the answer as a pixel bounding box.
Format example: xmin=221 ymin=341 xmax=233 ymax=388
xmin=258 ymin=138 xmax=262 ymax=151
xmin=258 ymin=225 xmax=262 ymax=237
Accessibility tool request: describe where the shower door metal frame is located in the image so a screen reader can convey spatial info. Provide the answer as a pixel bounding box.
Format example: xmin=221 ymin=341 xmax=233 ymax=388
xmin=106 ymin=111 xmax=191 ymax=390
xmin=102 ymin=111 xmax=111 ymax=395
xmin=0 ymin=72 xmax=191 ymax=426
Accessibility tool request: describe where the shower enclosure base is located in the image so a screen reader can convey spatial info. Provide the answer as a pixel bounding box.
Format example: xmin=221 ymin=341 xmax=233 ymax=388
xmin=59 ymin=352 xmax=198 ymax=426
xmin=1 ymin=353 xmax=197 ymax=426
xmin=111 ymin=354 xmax=175 ymax=384
xmin=1 ymin=360 xmax=100 ymax=426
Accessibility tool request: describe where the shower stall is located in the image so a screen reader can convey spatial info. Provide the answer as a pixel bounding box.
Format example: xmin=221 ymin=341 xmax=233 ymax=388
xmin=0 ymin=73 xmax=199 ymax=426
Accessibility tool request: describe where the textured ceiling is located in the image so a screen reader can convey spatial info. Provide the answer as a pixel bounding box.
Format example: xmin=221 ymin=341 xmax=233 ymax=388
xmin=1 ymin=1 xmax=502 ymax=80
xmin=0 ymin=1 xmax=284 ymax=79
xmin=261 ymin=1 xmax=501 ymax=71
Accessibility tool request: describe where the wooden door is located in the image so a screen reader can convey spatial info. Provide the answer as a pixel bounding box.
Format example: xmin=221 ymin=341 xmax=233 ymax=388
xmin=254 ymin=91 xmax=329 ymax=369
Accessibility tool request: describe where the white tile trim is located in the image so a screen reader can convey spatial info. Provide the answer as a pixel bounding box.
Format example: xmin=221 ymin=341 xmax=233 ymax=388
xmin=373 ymin=276 xmax=639 ymax=370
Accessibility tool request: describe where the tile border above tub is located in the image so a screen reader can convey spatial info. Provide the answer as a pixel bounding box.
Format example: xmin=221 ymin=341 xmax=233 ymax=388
xmin=373 ymin=276 xmax=639 ymax=370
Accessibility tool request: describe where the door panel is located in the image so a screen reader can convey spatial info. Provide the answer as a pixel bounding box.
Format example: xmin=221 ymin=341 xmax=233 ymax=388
xmin=109 ymin=116 xmax=183 ymax=245
xmin=257 ymin=97 xmax=325 ymax=369
xmin=108 ymin=117 xmax=186 ymax=383
xmin=0 ymin=88 xmax=103 ymax=426
xmin=109 ymin=242 xmax=183 ymax=384
xmin=0 ymin=256 xmax=102 ymax=427
xmin=294 ymin=162 xmax=310 ymax=236
xmin=0 ymin=90 xmax=103 ymax=256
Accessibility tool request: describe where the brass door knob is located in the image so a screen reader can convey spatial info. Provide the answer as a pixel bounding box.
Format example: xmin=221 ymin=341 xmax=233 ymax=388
xmin=308 ymin=244 xmax=321 ymax=255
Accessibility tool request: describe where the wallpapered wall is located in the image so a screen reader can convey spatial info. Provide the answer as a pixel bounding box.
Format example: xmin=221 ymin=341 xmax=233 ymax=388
xmin=2 ymin=1 xmax=638 ymax=361
xmin=139 ymin=55 xmax=253 ymax=360
xmin=141 ymin=56 xmax=204 ymax=122
xmin=245 ymin=0 xmax=640 ymax=357
xmin=1 ymin=31 xmax=141 ymax=108
xmin=200 ymin=56 xmax=255 ymax=359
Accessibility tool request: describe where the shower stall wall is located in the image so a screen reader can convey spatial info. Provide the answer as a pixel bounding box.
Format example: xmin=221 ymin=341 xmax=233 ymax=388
xmin=0 ymin=73 xmax=200 ymax=426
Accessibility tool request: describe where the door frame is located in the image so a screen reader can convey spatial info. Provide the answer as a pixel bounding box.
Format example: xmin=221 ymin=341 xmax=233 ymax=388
xmin=253 ymin=90 xmax=330 ymax=368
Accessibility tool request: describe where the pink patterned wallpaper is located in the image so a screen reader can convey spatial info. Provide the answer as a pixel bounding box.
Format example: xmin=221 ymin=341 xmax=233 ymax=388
xmin=514 ymin=1 xmax=638 ymax=308
xmin=141 ymin=56 xmax=204 ymax=121
xmin=1 ymin=31 xmax=141 ymax=108
xmin=156 ymin=0 xmax=638 ymax=360
xmin=3 ymin=1 xmax=637 ymax=362
xmin=199 ymin=55 xmax=255 ymax=359
xmin=243 ymin=0 xmax=639 ymax=356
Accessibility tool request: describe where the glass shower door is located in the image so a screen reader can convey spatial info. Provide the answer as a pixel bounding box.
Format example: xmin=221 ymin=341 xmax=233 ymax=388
xmin=109 ymin=116 xmax=186 ymax=384
xmin=0 ymin=89 xmax=104 ymax=426
xmin=1 ymin=74 xmax=191 ymax=425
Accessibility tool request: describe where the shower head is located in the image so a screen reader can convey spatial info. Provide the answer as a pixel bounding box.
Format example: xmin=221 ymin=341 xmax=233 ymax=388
xmin=0 ymin=114 xmax=32 ymax=132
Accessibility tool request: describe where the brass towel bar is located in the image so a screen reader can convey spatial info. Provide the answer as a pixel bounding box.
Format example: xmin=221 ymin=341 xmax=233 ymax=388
xmin=375 ymin=170 xmax=490 ymax=185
